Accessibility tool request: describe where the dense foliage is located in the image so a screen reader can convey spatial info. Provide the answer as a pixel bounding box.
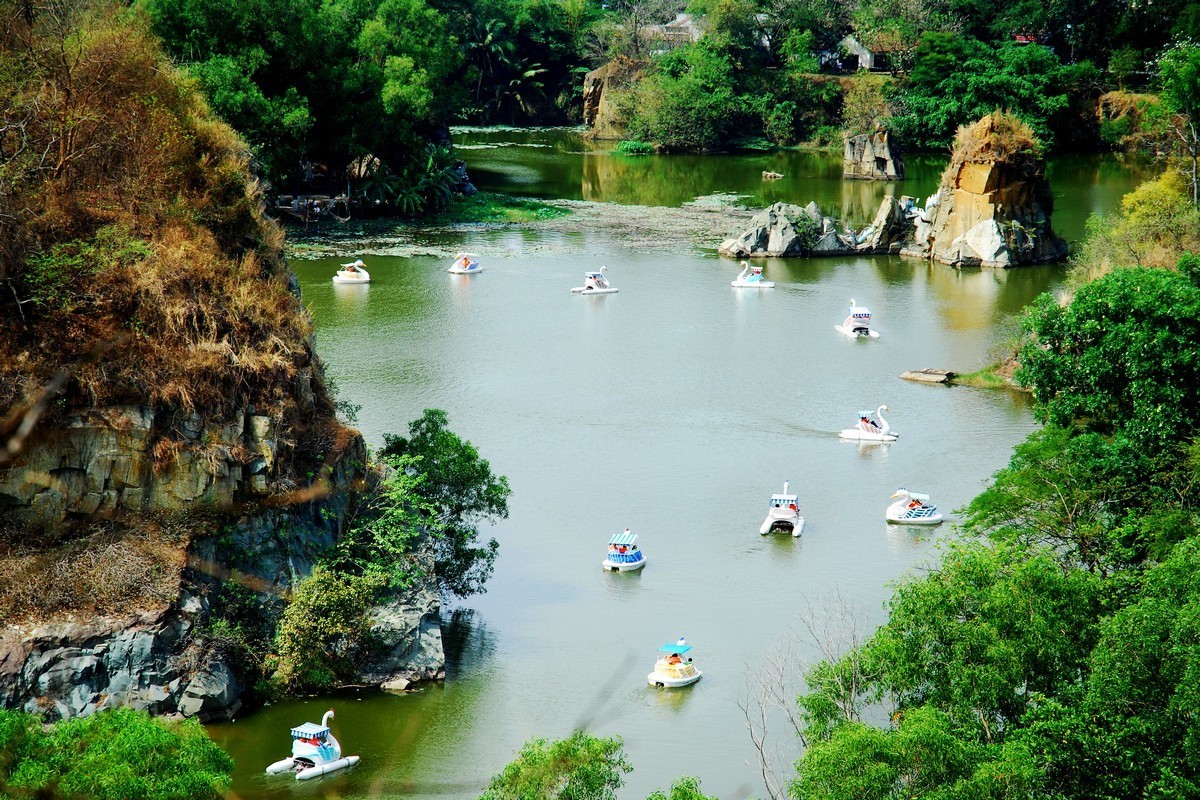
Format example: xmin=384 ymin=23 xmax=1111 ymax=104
xmin=0 ymin=708 xmax=233 ymax=800
xmin=265 ymin=409 xmax=509 ymax=693
xmin=140 ymin=0 xmax=1200 ymax=158
xmin=382 ymin=408 xmax=511 ymax=598
xmin=478 ymin=733 xmax=720 ymax=800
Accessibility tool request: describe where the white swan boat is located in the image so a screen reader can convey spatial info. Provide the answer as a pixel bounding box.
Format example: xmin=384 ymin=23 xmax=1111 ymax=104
xmin=571 ymin=265 xmax=618 ymax=294
xmin=759 ymin=481 xmax=804 ymax=536
xmin=266 ymin=709 xmax=360 ymax=780
xmin=839 ymin=405 xmax=899 ymax=442
xmin=333 ymin=259 xmax=370 ymax=284
xmin=603 ymin=528 xmax=646 ymax=572
xmin=834 ymin=298 xmax=879 ymax=338
xmin=647 ymin=638 xmax=702 ymax=688
xmin=886 ymin=488 xmax=944 ymax=525
xmin=732 ymin=261 xmax=775 ymax=289
xmin=448 ymin=252 xmax=481 ymax=274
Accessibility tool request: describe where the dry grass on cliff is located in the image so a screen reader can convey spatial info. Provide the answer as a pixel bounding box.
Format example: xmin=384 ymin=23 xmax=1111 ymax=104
xmin=944 ymin=112 xmax=1044 ymax=178
xmin=0 ymin=1 xmax=336 ymax=458
xmin=0 ymin=519 xmax=190 ymax=624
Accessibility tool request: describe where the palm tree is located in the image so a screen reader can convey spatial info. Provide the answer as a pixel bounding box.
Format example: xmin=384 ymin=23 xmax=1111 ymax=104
xmin=466 ymin=19 xmax=515 ymax=105
xmin=496 ymin=60 xmax=549 ymax=122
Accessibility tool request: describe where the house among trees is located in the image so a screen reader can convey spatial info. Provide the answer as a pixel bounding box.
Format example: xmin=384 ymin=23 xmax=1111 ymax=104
xmin=829 ymin=35 xmax=897 ymax=72
xmin=643 ymin=13 xmax=704 ymax=49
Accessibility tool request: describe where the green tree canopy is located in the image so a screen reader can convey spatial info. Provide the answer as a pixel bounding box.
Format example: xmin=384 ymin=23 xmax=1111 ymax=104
xmin=382 ymin=408 xmax=511 ymax=597
xmin=479 ymin=732 xmax=632 ymax=800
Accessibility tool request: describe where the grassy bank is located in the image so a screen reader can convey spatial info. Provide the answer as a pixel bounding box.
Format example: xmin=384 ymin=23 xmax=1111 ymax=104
xmin=433 ymin=192 xmax=571 ymax=224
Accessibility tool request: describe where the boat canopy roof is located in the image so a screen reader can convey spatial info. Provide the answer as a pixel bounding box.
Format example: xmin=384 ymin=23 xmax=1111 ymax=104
xmin=902 ymin=491 xmax=930 ymax=502
xmin=858 ymin=410 xmax=875 ymax=417
xmin=850 ymin=307 xmax=871 ymax=316
xmin=609 ymin=532 xmax=637 ymax=546
xmin=585 ymin=271 xmax=604 ymax=278
xmin=290 ymin=723 xmax=329 ymax=739
xmin=658 ymin=642 xmax=693 ymax=654
xmin=771 ymin=493 xmax=797 ymax=502
xmin=455 ymin=252 xmax=480 ymax=259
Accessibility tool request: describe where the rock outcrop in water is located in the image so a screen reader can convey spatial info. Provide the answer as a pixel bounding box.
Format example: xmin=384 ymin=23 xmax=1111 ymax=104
xmin=720 ymin=115 xmax=1067 ymax=268
xmin=718 ymin=197 xmax=912 ymax=258
xmin=901 ymin=113 xmax=1067 ymax=267
xmin=843 ymin=129 xmax=904 ymax=180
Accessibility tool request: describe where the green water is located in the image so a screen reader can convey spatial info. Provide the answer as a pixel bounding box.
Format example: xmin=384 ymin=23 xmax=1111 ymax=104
xmin=206 ymin=130 xmax=1152 ymax=799
xmin=458 ymin=127 xmax=1152 ymax=240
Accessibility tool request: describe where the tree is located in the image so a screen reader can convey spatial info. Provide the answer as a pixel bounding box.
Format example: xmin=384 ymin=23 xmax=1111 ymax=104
xmin=479 ymin=732 xmax=632 ymax=800
xmin=646 ymin=777 xmax=718 ymax=800
xmin=382 ymin=409 xmax=510 ymax=597
xmin=1158 ymin=41 xmax=1200 ymax=205
xmin=1017 ymin=266 xmax=1200 ymax=455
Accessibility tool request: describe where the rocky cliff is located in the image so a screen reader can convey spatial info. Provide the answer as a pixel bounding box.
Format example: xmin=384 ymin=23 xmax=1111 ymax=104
xmin=901 ymin=113 xmax=1067 ymax=267
xmin=582 ymin=58 xmax=644 ymax=140
xmin=843 ymin=130 xmax=905 ymax=180
xmin=0 ymin=8 xmax=443 ymax=722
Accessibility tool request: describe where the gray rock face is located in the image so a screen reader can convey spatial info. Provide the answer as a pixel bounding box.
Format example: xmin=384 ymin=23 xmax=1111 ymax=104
xmin=358 ymin=556 xmax=445 ymax=691
xmin=718 ymin=202 xmax=814 ymax=257
xmin=0 ymin=405 xmax=290 ymax=533
xmin=718 ymin=198 xmax=914 ymax=259
xmin=844 ymin=130 xmax=905 ymax=180
xmin=0 ymin=596 xmax=240 ymax=722
xmin=0 ymin=432 xmax=443 ymax=722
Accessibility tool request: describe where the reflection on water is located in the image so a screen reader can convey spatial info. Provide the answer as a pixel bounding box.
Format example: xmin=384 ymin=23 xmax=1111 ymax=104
xmin=457 ymin=128 xmax=1155 ymax=242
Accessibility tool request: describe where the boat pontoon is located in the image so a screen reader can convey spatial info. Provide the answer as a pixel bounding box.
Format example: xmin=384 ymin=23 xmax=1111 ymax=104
xmin=839 ymin=405 xmax=898 ymax=442
xmin=571 ymin=265 xmax=618 ymax=294
xmin=647 ymin=638 xmax=702 ymax=688
xmin=448 ymin=252 xmax=482 ymax=274
xmin=732 ymin=261 xmax=775 ymax=289
xmin=759 ymin=481 xmax=804 ymax=536
xmin=265 ymin=709 xmax=360 ymax=781
xmin=603 ymin=528 xmax=646 ymax=572
xmin=886 ymin=488 xmax=944 ymax=525
xmin=333 ymin=259 xmax=370 ymax=284
xmin=834 ymin=298 xmax=879 ymax=338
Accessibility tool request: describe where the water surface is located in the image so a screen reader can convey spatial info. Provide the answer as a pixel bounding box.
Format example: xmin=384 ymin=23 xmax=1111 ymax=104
xmin=208 ymin=130 xmax=1146 ymax=799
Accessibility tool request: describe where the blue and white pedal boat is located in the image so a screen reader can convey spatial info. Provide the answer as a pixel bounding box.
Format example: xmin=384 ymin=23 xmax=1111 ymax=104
xmin=603 ymin=529 xmax=646 ymax=572
xmin=886 ymin=488 xmax=944 ymax=525
xmin=266 ymin=709 xmax=360 ymax=780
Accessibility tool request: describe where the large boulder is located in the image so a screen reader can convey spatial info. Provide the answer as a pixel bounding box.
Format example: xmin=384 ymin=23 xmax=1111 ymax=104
xmin=901 ymin=113 xmax=1067 ymax=267
xmin=582 ymin=58 xmax=645 ymax=140
xmin=844 ymin=130 xmax=905 ymax=180
xmin=718 ymin=202 xmax=816 ymax=257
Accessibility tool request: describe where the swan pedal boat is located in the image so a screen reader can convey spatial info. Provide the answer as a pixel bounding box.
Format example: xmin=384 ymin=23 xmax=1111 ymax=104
xmin=760 ymin=481 xmax=804 ymax=536
xmin=571 ymin=265 xmax=618 ymax=294
xmin=603 ymin=529 xmax=646 ymax=572
xmin=448 ymin=252 xmax=482 ymax=274
xmin=647 ymin=639 xmax=702 ymax=688
xmin=839 ymin=405 xmax=898 ymax=442
xmin=835 ymin=298 xmax=879 ymax=338
xmin=333 ymin=260 xmax=370 ymax=284
xmin=732 ymin=261 xmax=775 ymax=289
xmin=886 ymin=488 xmax=944 ymax=525
xmin=265 ymin=709 xmax=360 ymax=781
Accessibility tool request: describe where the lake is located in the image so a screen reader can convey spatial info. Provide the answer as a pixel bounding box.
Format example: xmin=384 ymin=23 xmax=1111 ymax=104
xmin=206 ymin=129 xmax=1151 ymax=799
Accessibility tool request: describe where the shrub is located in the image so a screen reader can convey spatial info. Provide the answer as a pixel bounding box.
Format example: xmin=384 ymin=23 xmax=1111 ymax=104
xmin=0 ymin=708 xmax=232 ymax=800
xmin=268 ymin=566 xmax=388 ymax=692
xmin=615 ymin=140 xmax=654 ymax=155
